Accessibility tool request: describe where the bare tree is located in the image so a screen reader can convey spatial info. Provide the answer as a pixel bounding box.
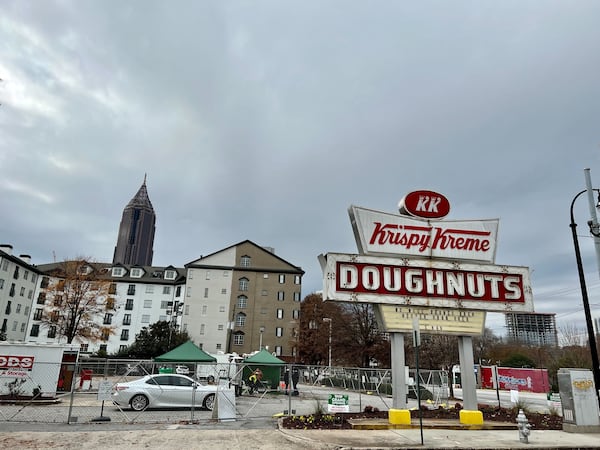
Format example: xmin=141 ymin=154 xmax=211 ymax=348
xmin=38 ymin=258 xmax=112 ymax=344
xmin=558 ymin=322 xmax=588 ymax=347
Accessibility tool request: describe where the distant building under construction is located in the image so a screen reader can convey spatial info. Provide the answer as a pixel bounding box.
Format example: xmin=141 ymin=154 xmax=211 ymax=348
xmin=505 ymin=312 xmax=558 ymax=347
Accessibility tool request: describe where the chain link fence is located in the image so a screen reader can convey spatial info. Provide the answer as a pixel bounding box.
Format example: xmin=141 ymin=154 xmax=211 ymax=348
xmin=0 ymin=359 xmax=448 ymax=424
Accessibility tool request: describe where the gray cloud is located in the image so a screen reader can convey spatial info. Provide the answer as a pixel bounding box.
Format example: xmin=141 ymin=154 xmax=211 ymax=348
xmin=2 ymin=0 xmax=600 ymax=338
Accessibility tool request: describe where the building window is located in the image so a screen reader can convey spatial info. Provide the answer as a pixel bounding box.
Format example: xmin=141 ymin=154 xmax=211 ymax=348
xmin=18 ymin=286 xmax=24 ymax=296
xmin=31 ymin=273 xmax=37 ymax=284
xmin=263 ymin=273 xmax=268 ymax=279
xmin=103 ymin=313 xmax=113 ymax=325
xmin=238 ymin=278 xmax=249 ymax=291
xmin=99 ymin=344 xmax=107 ymax=353
xmin=0 ymin=279 xmax=3 ymax=289
xmin=233 ymin=332 xmax=244 ymax=345
xmin=106 ymin=297 xmax=115 ymax=310
xmin=159 ymin=315 xmax=167 ymax=322
xmin=219 ymin=305 xmax=225 ymax=312
xmin=37 ymin=292 xmax=46 ymax=304
xmin=221 ymin=288 xmax=227 ymax=294
xmin=185 ymin=305 xmax=190 ymax=315
xmin=141 ymin=315 xmax=150 ymax=323
xmin=125 ymin=298 xmax=134 ymax=310
xmin=186 ymin=287 xmax=192 ymax=297
xmin=277 ymin=309 xmax=284 ymax=319
xmin=13 ymin=266 xmax=19 ymax=279
xmin=112 ymin=267 xmax=124 ymax=277
xmin=33 ymin=308 xmax=42 ymax=320
xmin=204 ymin=287 xmax=209 ymax=298
xmin=48 ymin=326 xmax=56 ymax=338
xmin=279 ymin=274 xmax=285 ymax=284
xmin=200 ymin=324 xmax=205 ymax=335
xmin=144 ymin=299 xmax=152 ymax=308
xmin=164 ymin=269 xmax=176 ymax=280
xmin=276 ymin=327 xmax=283 ymax=337
xmin=237 ymin=296 xmax=247 ymax=309
xmin=20 ymin=323 xmax=26 ymax=333
xmin=202 ymin=305 xmax=207 ymax=316
xmin=205 ymin=271 xmax=211 ymax=280
xmin=108 ymin=283 xmax=117 ymax=294
xmin=163 ymin=286 xmax=171 ymax=295
xmin=261 ymin=290 xmax=268 ymax=296
xmin=235 ymin=312 xmax=246 ymax=327
xmin=218 ymin=324 xmax=224 ymax=330
xmin=127 ymin=285 xmax=136 ymax=295
xmin=0 ymin=319 xmax=6 ymax=333
xmin=11 ymin=321 xmax=17 ymax=331
xmin=119 ymin=345 xmax=128 ymax=352
xmin=123 ymin=314 xmax=131 ymax=325
xmin=240 ymin=255 xmax=251 ymax=267
xmin=101 ymin=328 xmax=110 ymax=341
xmin=294 ymin=292 xmax=301 ymax=302
xmin=15 ymin=304 xmax=21 ymax=314
xmin=9 ymin=283 xmax=15 ymax=297
xmin=121 ymin=329 xmax=129 ymax=340
xmin=216 ymin=343 xmax=222 ymax=350
xmin=130 ymin=268 xmax=142 ymax=278
xmin=27 ymin=289 xmax=32 ymax=299
xmin=53 ymin=295 xmax=63 ymax=307
xmin=176 ymin=286 xmax=182 ymax=297
xmin=275 ymin=346 xmax=282 ymax=356
xmin=293 ymin=309 xmax=300 ymax=320
xmin=30 ymin=324 xmax=39 ymax=337
xmin=50 ymin=311 xmax=60 ymax=322
xmin=160 ymin=301 xmax=169 ymax=309
xmin=294 ymin=275 xmax=301 ymax=284
xmin=146 ymin=285 xmax=154 ymax=294
xmin=277 ymin=291 xmax=285 ymax=301
xmin=80 ymin=343 xmax=89 ymax=352
xmin=1 ymin=260 xmax=8 ymax=271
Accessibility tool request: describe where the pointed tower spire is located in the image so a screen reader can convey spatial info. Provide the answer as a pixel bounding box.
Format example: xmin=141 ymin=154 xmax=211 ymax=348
xmin=113 ymin=176 xmax=156 ymax=266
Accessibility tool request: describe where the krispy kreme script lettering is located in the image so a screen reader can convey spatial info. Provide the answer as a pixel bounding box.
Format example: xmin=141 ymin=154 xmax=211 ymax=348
xmin=368 ymin=222 xmax=491 ymax=253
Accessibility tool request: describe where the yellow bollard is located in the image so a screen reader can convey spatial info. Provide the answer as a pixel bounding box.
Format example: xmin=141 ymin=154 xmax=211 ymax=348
xmin=388 ymin=409 xmax=411 ymax=425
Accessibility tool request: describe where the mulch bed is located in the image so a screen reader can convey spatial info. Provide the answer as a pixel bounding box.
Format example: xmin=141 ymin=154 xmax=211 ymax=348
xmin=281 ymin=403 xmax=563 ymax=430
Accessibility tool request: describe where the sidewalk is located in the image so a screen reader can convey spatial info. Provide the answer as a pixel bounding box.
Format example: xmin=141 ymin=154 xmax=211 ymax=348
xmin=1 ymin=421 xmax=599 ymax=449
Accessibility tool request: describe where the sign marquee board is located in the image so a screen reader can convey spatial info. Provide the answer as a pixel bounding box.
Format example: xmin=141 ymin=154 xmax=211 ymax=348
xmin=375 ymin=305 xmax=486 ymax=336
xmin=349 ymin=205 xmax=499 ymax=264
xmin=322 ymin=253 xmax=534 ymax=313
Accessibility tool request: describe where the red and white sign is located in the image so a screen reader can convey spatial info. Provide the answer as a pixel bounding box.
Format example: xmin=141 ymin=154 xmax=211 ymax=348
xmin=0 ymin=355 xmax=35 ymax=378
xmin=322 ymin=253 xmax=533 ymax=313
xmin=349 ymin=206 xmax=499 ymax=263
xmin=480 ymin=366 xmax=550 ymax=393
xmin=398 ymin=190 xmax=450 ymax=219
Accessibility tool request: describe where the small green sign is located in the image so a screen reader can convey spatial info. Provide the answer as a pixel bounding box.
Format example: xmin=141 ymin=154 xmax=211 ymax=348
xmin=328 ymin=394 xmax=349 ymax=412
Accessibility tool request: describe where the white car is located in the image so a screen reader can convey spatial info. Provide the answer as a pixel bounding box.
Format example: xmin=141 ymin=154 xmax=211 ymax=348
xmin=175 ymin=365 xmax=190 ymax=375
xmin=112 ymin=374 xmax=217 ymax=411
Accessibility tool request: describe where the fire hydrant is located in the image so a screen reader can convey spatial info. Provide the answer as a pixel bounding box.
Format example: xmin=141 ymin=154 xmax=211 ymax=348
xmin=516 ymin=409 xmax=531 ymax=443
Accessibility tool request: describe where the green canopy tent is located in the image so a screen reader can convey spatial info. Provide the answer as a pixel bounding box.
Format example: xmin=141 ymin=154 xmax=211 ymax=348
xmin=154 ymin=341 xmax=216 ymax=373
xmin=243 ymin=349 xmax=286 ymax=390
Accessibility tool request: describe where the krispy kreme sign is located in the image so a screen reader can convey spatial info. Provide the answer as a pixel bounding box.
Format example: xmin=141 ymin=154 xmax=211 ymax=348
xmin=349 ymin=205 xmax=499 ymax=263
xmin=321 ymin=253 xmax=533 ymax=313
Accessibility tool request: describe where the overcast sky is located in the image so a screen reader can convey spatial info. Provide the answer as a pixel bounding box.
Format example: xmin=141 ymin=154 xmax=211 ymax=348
xmin=2 ymin=1 xmax=600 ymax=339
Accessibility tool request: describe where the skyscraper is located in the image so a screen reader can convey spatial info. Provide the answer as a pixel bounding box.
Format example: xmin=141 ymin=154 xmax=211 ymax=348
xmin=113 ymin=176 xmax=156 ymax=266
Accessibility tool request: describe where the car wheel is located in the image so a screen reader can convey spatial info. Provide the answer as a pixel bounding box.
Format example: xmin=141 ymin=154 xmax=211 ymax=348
xmin=203 ymin=393 xmax=215 ymax=411
xmin=130 ymin=394 xmax=149 ymax=411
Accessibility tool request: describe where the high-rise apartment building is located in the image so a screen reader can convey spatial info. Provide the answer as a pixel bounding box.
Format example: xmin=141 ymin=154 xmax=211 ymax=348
xmin=113 ymin=176 xmax=156 ymax=266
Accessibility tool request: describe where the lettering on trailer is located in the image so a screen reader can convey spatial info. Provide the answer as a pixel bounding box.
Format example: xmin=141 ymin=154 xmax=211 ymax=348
xmin=349 ymin=206 xmax=499 ymax=263
xmin=0 ymin=355 xmax=35 ymax=378
xmin=322 ymin=253 xmax=534 ymax=313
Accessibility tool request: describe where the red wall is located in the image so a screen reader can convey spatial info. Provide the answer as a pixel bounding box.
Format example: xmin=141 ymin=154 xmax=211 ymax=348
xmin=480 ymin=366 xmax=550 ymax=393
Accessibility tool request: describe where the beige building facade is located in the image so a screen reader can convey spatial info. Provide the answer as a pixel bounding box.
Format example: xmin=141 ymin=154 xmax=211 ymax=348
xmin=183 ymin=241 xmax=303 ymax=360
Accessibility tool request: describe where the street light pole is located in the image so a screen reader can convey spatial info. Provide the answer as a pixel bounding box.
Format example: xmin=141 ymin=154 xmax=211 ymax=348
xmin=570 ymin=188 xmax=600 ymax=406
xmin=323 ymin=318 xmax=332 ymax=370
xmin=259 ymin=326 xmax=265 ymax=350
